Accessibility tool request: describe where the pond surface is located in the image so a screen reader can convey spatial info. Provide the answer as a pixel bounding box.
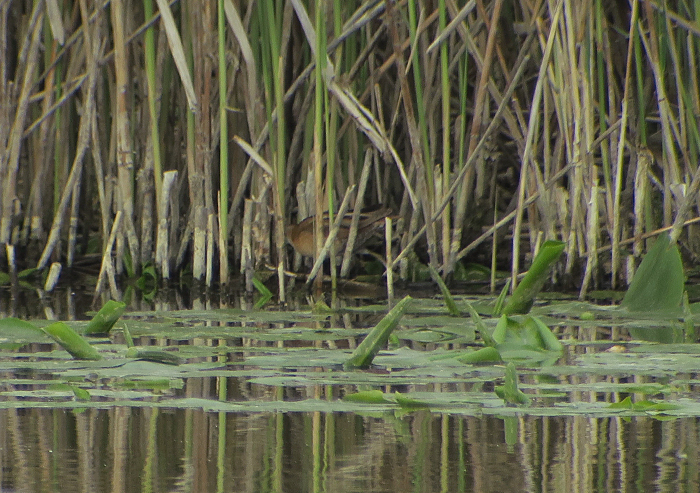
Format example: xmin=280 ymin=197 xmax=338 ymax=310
xmin=0 ymin=286 xmax=699 ymax=492
xmin=2 ymin=408 xmax=697 ymax=492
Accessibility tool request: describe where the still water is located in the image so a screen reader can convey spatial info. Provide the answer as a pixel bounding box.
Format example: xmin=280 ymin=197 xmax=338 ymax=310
xmin=1 ymin=401 xmax=698 ymax=492
xmin=0 ymin=287 xmax=698 ymax=492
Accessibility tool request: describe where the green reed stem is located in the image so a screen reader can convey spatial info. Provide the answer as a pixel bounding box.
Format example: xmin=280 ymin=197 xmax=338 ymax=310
xmin=217 ymin=0 xmax=229 ymax=283
xmin=143 ymin=0 xmax=162 ymax=208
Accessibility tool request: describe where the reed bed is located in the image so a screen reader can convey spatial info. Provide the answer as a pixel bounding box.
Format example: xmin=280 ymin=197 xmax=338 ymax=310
xmin=1 ymin=0 xmax=699 ymax=298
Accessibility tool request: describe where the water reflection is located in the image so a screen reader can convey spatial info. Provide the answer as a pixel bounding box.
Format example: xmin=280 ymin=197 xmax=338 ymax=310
xmin=0 ymin=407 xmax=697 ymax=493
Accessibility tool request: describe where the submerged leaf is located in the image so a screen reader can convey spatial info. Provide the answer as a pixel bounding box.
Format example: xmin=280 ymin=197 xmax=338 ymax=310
xmin=394 ymin=392 xmax=431 ymax=408
xmin=343 ymin=390 xmax=392 ymax=404
xmin=495 ymin=362 xmax=531 ymax=406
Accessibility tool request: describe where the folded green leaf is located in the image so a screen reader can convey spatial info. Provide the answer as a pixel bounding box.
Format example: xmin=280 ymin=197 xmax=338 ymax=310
xmin=621 ymin=233 xmax=684 ymax=313
xmin=503 ymin=240 xmax=565 ymax=315
xmin=85 ymin=300 xmax=126 ymax=335
xmin=43 ymin=322 xmax=102 ymax=360
xmin=344 ymin=296 xmax=412 ymax=369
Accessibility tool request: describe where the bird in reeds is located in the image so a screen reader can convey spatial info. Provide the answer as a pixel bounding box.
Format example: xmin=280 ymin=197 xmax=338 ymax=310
xmin=286 ymin=207 xmax=393 ymax=258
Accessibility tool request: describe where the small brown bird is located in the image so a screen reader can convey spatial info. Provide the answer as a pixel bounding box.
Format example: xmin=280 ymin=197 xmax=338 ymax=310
xmin=286 ymin=208 xmax=393 ymax=258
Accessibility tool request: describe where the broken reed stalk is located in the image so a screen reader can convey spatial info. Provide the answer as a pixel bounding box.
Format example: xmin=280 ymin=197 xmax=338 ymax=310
xmin=155 ymin=170 xmax=178 ymax=279
xmin=44 ymin=262 xmax=61 ymax=293
xmin=579 ymin=175 xmax=600 ymax=298
xmin=193 ymin=206 xmax=206 ymax=281
xmin=5 ymin=245 xmax=16 ymax=292
xmin=241 ymin=198 xmax=254 ymax=294
xmin=385 ymin=216 xmax=394 ymax=307
xmin=206 ymin=212 xmax=215 ymax=286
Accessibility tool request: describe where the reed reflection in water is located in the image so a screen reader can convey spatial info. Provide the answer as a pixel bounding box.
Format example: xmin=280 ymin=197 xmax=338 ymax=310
xmin=0 ymin=406 xmax=697 ymax=492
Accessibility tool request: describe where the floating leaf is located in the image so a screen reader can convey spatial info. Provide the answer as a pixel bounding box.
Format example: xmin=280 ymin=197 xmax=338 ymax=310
xmin=126 ymin=348 xmax=182 ymax=365
xmin=454 ymin=347 xmax=502 ymax=364
xmin=0 ymin=317 xmax=49 ymax=344
xmin=609 ymin=396 xmax=679 ymax=412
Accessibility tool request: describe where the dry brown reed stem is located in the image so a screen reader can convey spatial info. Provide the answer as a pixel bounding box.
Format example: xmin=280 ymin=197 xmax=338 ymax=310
xmin=1 ymin=5 xmax=43 ymax=245
xmin=633 ymin=151 xmax=652 ymax=258
xmin=94 ymin=211 xmax=122 ymax=301
xmin=110 ymin=0 xmax=139 ymax=272
xmin=304 ymin=186 xmax=356 ymax=287
xmin=26 ymin=40 xmax=62 ymax=242
xmin=579 ymin=176 xmax=600 ymax=298
xmin=193 ymin=206 xmax=206 ymax=281
xmin=37 ymin=25 xmax=101 ymax=271
xmin=385 ymin=0 xmax=436 ymax=273
xmin=67 ymin=171 xmax=80 ymax=267
xmin=448 ymin=0 xmax=503 ymax=277
xmin=608 ymin=0 xmax=640 ymax=289
xmin=340 ymin=151 xmax=373 ymax=278
xmin=511 ymin=2 xmax=563 ymax=290
xmin=390 ymin=52 xmax=529 ymax=269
